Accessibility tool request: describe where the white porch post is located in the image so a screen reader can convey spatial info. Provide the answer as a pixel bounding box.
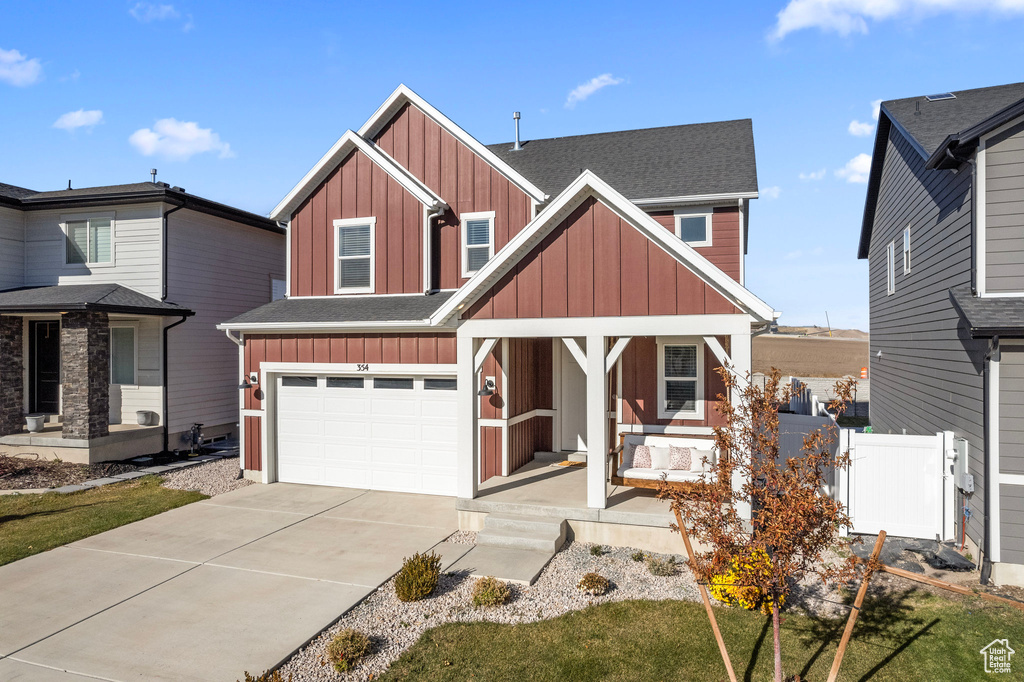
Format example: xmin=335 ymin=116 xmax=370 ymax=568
xmin=586 ymin=335 xmax=608 ymax=509
xmin=730 ymin=331 xmax=752 ymax=520
xmin=457 ymin=335 xmax=478 ymax=499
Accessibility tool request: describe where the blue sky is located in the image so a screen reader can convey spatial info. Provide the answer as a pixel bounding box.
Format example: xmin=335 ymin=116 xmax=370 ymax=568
xmin=3 ymin=1 xmax=1024 ymax=330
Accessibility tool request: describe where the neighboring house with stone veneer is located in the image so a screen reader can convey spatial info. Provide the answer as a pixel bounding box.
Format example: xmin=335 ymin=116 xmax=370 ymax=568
xmin=0 ymin=181 xmax=285 ymax=462
xmin=858 ymin=81 xmax=1024 ymax=586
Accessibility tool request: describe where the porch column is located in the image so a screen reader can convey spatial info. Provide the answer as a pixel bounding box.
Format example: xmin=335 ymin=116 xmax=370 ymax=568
xmin=730 ymin=331 xmax=752 ymax=520
xmin=61 ymin=311 xmax=110 ymax=440
xmin=586 ymin=335 xmax=608 ymax=509
xmin=0 ymin=315 xmax=24 ymax=436
xmin=456 ymin=335 xmax=478 ymax=499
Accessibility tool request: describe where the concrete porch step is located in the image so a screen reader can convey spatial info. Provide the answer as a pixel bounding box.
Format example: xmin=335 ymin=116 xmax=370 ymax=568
xmin=476 ymin=513 xmax=567 ymax=553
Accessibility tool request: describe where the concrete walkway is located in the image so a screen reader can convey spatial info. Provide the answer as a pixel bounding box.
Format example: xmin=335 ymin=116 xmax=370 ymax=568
xmin=0 ymin=484 xmax=469 ymax=681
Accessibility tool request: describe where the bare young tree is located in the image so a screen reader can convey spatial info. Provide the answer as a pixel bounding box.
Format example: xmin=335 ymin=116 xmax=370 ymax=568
xmin=661 ymin=368 xmax=860 ymax=682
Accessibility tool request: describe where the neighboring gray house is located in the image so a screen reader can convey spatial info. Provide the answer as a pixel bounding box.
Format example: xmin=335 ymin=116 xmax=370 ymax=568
xmin=0 ymin=181 xmax=285 ymax=463
xmin=859 ymin=81 xmax=1024 ymax=586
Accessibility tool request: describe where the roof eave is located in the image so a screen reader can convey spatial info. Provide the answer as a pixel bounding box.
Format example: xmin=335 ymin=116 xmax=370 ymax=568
xmin=857 ymin=113 xmax=895 ymax=260
xmin=216 ymin=319 xmax=438 ymax=332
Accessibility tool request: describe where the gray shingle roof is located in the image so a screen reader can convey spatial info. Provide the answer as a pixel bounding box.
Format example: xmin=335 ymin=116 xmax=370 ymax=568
xmin=221 ymin=292 xmax=455 ymax=327
xmin=884 ymin=81 xmax=1024 ymax=158
xmin=0 ymin=182 xmax=36 ymax=200
xmin=486 ymin=119 xmax=758 ymax=200
xmin=950 ymin=285 xmax=1024 ymax=338
xmin=26 ymin=182 xmax=165 ymax=200
xmin=0 ymin=284 xmax=192 ymax=316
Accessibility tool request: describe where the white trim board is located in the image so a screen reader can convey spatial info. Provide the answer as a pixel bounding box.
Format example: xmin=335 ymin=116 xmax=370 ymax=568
xmin=260 ymin=362 xmax=457 ymax=376
xmin=431 ymin=170 xmax=777 ymax=325
xmin=457 ymin=314 xmax=755 ymax=339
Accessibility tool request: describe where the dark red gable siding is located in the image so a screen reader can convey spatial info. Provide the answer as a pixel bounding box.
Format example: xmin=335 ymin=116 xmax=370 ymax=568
xmin=649 ymin=206 xmax=741 ymax=282
xmin=373 ymin=103 xmax=533 ymax=290
xmin=290 ymin=149 xmax=423 ymax=296
xmin=465 ymin=197 xmax=739 ymax=320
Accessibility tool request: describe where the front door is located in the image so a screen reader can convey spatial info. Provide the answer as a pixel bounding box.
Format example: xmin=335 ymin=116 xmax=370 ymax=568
xmin=560 ymin=342 xmax=587 ymax=451
xmin=30 ymin=320 xmax=61 ymax=414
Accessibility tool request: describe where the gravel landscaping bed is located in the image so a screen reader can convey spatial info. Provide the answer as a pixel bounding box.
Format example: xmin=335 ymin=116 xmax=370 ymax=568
xmin=0 ymin=454 xmax=141 ymax=490
xmin=276 ymin=542 xmax=699 ymax=682
xmin=161 ymin=457 xmax=252 ymax=497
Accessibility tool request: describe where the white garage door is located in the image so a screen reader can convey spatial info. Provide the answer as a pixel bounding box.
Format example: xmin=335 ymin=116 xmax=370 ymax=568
xmin=276 ymin=374 xmax=458 ymax=495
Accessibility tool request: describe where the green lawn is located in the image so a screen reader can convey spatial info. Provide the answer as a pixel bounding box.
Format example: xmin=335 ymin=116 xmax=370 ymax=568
xmin=0 ymin=476 xmax=206 ymax=566
xmin=382 ymin=590 xmax=1024 ymax=681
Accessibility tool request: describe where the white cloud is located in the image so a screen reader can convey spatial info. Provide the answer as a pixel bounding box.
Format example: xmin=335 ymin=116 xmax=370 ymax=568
xmin=53 ymin=109 xmax=104 ymax=131
xmin=129 ymin=2 xmax=179 ymax=22
xmin=761 ymin=185 xmax=782 ymax=199
xmin=0 ymin=48 xmax=42 ymax=87
xmin=848 ymin=120 xmax=874 ymax=136
xmin=183 ymin=13 xmax=195 ymax=31
xmin=129 ymin=118 xmax=234 ymax=161
xmin=565 ymin=73 xmax=624 ymax=109
xmin=799 ymin=168 xmax=826 ymax=181
xmin=771 ymin=0 xmax=1024 ymax=41
xmin=836 ymin=153 xmax=872 ymax=183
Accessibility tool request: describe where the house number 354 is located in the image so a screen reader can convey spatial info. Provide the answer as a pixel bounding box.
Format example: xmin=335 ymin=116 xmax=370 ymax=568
xmin=356 ymin=364 xmax=369 ymax=372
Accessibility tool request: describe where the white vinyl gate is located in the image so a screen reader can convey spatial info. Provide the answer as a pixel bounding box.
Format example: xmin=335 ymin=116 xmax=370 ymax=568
xmin=834 ymin=430 xmax=954 ymax=540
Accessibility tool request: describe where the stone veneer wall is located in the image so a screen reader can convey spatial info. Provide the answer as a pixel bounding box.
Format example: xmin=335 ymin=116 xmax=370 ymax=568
xmin=61 ymin=311 xmax=110 ymax=440
xmin=0 ymin=315 xmax=24 ymax=436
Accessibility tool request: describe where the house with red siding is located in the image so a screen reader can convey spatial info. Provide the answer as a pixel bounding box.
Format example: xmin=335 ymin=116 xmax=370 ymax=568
xmin=219 ymin=85 xmax=776 ymax=523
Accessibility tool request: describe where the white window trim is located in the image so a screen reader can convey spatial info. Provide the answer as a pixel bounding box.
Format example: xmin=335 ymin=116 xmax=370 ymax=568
xmin=673 ymin=207 xmax=713 ymax=248
xmin=903 ymin=227 xmax=911 ymax=275
xmin=108 ymin=322 xmax=138 ymax=387
xmin=61 ymin=212 xmax=116 ymax=269
xmin=886 ymin=241 xmax=896 ymax=295
xmin=334 ymin=217 xmax=376 ymax=294
xmin=656 ymin=336 xmax=705 ymax=421
xmin=460 ymin=210 xmax=495 ymax=278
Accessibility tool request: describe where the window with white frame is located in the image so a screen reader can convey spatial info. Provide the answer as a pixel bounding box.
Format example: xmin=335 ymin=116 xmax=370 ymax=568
xmin=657 ymin=338 xmax=704 ymax=420
xmin=65 ymin=217 xmax=112 ymax=265
xmin=887 ymin=241 xmax=896 ymax=295
xmin=109 ymin=326 xmax=136 ymax=386
xmin=674 ymin=208 xmax=712 ymax=247
xmin=461 ymin=211 xmax=494 ymax=277
xmin=903 ymin=227 xmax=911 ymax=274
xmin=334 ymin=217 xmax=375 ymax=293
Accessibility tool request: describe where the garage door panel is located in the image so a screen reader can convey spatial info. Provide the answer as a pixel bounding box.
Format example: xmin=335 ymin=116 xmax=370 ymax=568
xmin=278 ymin=395 xmax=323 ymax=413
xmin=372 ymin=445 xmax=419 ymax=466
xmin=323 ymin=443 xmax=370 ymax=462
xmin=371 ymin=398 xmax=419 ymax=417
xmin=371 ymin=421 xmax=418 ymax=441
xmin=324 ymin=397 xmax=368 ymax=414
xmin=421 ymin=400 xmax=457 ymax=419
xmin=422 ymin=424 xmax=456 ymax=444
xmin=323 ymin=419 xmax=370 ymax=439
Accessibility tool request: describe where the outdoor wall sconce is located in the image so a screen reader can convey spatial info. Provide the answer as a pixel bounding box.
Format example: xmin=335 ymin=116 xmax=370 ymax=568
xmin=238 ymin=379 xmax=251 ymax=390
xmin=478 ymin=377 xmax=496 ymax=396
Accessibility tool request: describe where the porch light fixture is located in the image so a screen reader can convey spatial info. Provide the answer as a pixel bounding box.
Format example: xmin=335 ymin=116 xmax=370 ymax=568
xmin=477 ymin=378 xmax=496 ymax=396
xmin=238 ymin=379 xmax=252 ymax=390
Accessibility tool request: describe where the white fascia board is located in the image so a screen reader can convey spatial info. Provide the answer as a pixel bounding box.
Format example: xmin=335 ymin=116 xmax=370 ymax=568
xmin=632 ymin=191 xmax=759 ymax=207
xmin=215 ymin=320 xmax=439 ymax=333
xmin=269 ymin=130 xmax=446 ymax=221
xmin=458 ymin=314 xmax=753 ymax=338
xmin=261 ymin=362 xmax=456 ymax=375
xmin=432 ymin=170 xmax=777 ymax=325
xmin=357 ymin=84 xmax=548 ymax=204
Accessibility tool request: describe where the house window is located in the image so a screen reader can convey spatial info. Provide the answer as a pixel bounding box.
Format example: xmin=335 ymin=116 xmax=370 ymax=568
xmin=674 ymin=208 xmax=712 ymax=247
xmin=334 ymin=217 xmax=375 ymax=293
xmin=657 ymin=338 xmax=704 ymax=420
xmin=461 ymin=211 xmax=495 ymax=277
xmin=887 ymin=241 xmax=896 ymax=295
xmin=109 ymin=326 xmax=136 ymax=386
xmin=903 ymin=227 xmax=911 ymax=275
xmin=66 ymin=217 xmax=112 ymax=265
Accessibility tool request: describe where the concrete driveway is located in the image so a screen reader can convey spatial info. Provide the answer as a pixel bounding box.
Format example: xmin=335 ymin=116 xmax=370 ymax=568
xmin=0 ymin=484 xmax=469 ymax=681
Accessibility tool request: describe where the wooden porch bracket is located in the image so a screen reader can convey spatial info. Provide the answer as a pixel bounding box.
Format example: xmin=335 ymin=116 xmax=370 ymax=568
xmin=474 ymin=337 xmax=499 ymax=372
xmin=561 ymin=337 xmax=588 ymax=375
xmin=604 ymin=336 xmax=632 ymax=374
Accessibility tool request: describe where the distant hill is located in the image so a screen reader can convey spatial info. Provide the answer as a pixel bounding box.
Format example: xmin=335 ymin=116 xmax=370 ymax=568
xmin=753 ymin=329 xmax=869 ymax=378
xmin=774 ymin=325 xmax=869 ymax=340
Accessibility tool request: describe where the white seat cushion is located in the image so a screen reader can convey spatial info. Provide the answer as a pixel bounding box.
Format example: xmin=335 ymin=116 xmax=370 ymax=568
xmin=616 ymin=465 xmax=714 ymax=483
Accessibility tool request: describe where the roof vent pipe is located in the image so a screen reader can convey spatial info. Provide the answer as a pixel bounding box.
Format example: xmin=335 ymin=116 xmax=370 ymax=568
xmin=512 ymin=112 xmax=522 ymax=151
xmin=151 ymin=168 xmax=158 ymax=183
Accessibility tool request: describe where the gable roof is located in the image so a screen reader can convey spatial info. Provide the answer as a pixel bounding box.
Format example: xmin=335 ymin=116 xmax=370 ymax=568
xmin=431 ymin=170 xmax=776 ymax=325
xmin=0 ymin=284 xmax=193 ymax=317
xmin=270 ymin=129 xmax=447 ymax=222
xmin=485 ymin=119 xmax=759 ymax=203
xmin=358 ymin=84 xmax=548 ymax=204
xmin=218 ymin=292 xmax=454 ymax=330
xmin=859 ymin=81 xmax=1024 ymax=259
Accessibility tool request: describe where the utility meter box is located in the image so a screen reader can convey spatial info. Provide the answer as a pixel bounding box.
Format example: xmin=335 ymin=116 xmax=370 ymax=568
xmin=953 ymin=437 xmax=972 ymax=492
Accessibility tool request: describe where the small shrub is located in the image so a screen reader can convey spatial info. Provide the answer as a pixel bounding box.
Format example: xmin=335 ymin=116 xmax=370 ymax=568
xmin=326 ymin=628 xmax=371 ymax=673
xmin=708 ymin=549 xmax=783 ymax=615
xmin=590 ymin=544 xmax=604 ymax=556
xmin=239 ymin=671 xmax=291 ymax=682
xmin=645 ymin=554 xmax=678 ymax=577
xmin=631 ymin=551 xmax=646 ymax=562
xmin=395 ymin=551 xmax=442 ymax=602
xmin=577 ymin=572 xmax=610 ymax=596
xmin=471 ymin=576 xmax=511 ymax=607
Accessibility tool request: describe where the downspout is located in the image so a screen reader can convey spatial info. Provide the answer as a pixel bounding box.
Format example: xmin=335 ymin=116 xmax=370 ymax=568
xmin=161 ymin=201 xmax=186 ymax=301
xmin=966 ymin=154 xmax=978 ymax=295
xmin=423 ymin=203 xmax=447 ymax=294
xmin=161 ymin=314 xmax=190 ymax=453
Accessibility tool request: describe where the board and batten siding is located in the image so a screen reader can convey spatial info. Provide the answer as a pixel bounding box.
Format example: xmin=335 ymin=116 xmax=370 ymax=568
xmin=22 ymin=204 xmax=164 ymax=299
xmin=0 ymin=206 xmax=25 ymax=291
xmin=985 ymin=119 xmax=1024 ymax=294
xmin=372 ymin=103 xmax=533 ymax=290
xmin=464 ymin=196 xmax=738 ymax=320
xmin=290 ymin=148 xmax=425 ymax=297
xmin=867 ymin=124 xmax=989 ymax=546
xmin=166 ymin=208 xmax=285 ymax=439
xmin=649 ymin=206 xmax=742 ymax=282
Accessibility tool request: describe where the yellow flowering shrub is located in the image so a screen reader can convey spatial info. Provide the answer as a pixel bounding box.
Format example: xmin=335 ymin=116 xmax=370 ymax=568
xmin=708 ymin=549 xmax=785 ymax=615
